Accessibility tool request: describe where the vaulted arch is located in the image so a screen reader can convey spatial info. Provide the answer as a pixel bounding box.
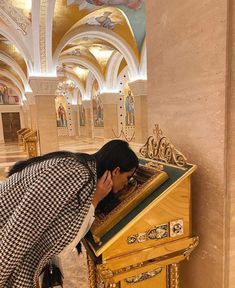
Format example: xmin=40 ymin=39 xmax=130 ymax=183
xmin=105 ymin=50 xmax=124 ymax=91
xmin=0 ymin=53 xmax=31 ymax=92
xmin=53 ymin=26 xmax=139 ymax=81
xmin=58 ymin=55 xmax=105 ymax=90
xmin=0 ymin=24 xmax=33 ymax=73
xmin=0 ymin=69 xmax=25 ymax=98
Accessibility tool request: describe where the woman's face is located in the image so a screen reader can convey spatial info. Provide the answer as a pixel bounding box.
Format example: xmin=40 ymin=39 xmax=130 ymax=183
xmin=111 ymin=167 xmax=136 ymax=193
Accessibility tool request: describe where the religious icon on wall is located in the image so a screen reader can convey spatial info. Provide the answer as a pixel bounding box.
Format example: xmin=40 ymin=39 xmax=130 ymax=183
xmin=92 ymin=80 xmax=104 ymax=127
xmin=0 ymin=83 xmax=20 ymax=105
xmin=92 ymin=94 xmax=104 ymax=127
xmin=55 ymin=96 xmax=67 ymax=127
xmin=79 ymin=104 xmax=86 ymax=126
xmin=125 ymin=90 xmax=135 ymax=126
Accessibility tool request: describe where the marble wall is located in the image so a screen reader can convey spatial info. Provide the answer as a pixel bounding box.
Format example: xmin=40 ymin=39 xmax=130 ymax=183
xmin=226 ymin=0 xmax=235 ymax=285
xmin=146 ymin=0 xmax=228 ymax=287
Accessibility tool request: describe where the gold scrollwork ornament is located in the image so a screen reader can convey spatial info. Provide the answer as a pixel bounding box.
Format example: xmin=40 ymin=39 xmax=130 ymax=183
xmin=125 ymin=268 xmax=162 ymax=284
xmin=139 ymin=124 xmax=187 ymax=167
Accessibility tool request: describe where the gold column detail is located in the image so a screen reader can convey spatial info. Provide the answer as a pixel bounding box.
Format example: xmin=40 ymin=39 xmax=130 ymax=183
xmin=184 ymin=236 xmax=199 ymax=260
xmin=87 ymin=254 xmax=98 ymax=288
xmin=170 ymin=263 xmax=180 ymax=288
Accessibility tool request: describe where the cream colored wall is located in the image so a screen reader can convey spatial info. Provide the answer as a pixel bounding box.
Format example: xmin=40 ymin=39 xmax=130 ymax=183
xmin=146 ymin=1 xmax=227 ymax=287
xmin=226 ymin=1 xmax=235 ymax=285
xmin=0 ymin=105 xmax=25 ymax=143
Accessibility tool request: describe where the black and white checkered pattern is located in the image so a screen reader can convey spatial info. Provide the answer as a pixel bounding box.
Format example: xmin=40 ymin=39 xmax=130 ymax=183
xmin=0 ymin=156 xmax=96 ymax=288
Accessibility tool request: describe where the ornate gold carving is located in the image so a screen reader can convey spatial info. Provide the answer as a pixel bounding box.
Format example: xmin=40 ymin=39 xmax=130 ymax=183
xmin=91 ymin=164 xmax=169 ymax=243
xmin=87 ymin=254 xmax=97 ymax=288
xmin=170 ymin=263 xmax=180 ymax=288
xmin=127 ymin=223 xmax=168 ymax=244
xmin=124 ymin=268 xmax=162 ymax=284
xmin=140 ymin=124 xmax=187 ymax=167
xmin=184 ymin=236 xmax=199 ymax=260
xmin=0 ymin=0 xmax=31 ymax=35
xmin=145 ymin=161 xmax=164 ymax=171
xmin=99 ymin=264 xmax=114 ymax=279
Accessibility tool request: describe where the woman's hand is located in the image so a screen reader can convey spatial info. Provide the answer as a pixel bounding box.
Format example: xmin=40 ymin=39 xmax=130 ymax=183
xmin=92 ymin=170 xmax=113 ymax=208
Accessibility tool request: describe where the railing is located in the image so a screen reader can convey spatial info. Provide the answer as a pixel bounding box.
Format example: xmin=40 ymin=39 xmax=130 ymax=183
xmin=112 ymin=128 xmax=135 ymax=142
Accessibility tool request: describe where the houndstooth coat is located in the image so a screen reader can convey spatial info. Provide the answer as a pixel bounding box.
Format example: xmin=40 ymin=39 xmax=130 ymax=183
xmin=0 ymin=156 xmax=96 ymax=288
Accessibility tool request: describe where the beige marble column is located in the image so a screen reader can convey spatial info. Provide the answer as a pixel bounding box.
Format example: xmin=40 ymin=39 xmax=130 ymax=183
xmin=80 ymin=100 xmax=92 ymax=138
xmin=100 ymin=93 xmax=119 ymax=140
xmin=226 ymin=0 xmax=235 ymax=286
xmin=26 ymin=92 xmax=37 ymax=130
xmin=128 ymin=80 xmax=148 ymax=144
xmin=29 ymin=77 xmax=59 ymax=154
xmin=145 ymin=1 xmax=228 ymax=288
xmin=21 ymin=101 xmax=30 ymax=128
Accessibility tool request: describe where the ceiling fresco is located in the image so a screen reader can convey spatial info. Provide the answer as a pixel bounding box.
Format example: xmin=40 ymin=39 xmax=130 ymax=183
xmin=0 ymin=0 xmax=146 ymax=103
xmin=69 ymin=0 xmax=146 ymax=51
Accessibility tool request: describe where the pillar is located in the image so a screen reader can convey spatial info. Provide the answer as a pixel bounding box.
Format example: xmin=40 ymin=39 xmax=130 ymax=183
xmin=99 ymin=93 xmax=119 ymax=140
xmin=25 ymin=92 xmax=37 ymax=130
xmin=128 ymin=80 xmax=148 ymax=144
xmin=21 ymin=100 xmax=30 ymax=128
xmin=146 ymin=1 xmax=228 ymax=287
xmin=81 ymin=100 xmax=92 ymax=138
xmin=29 ymin=77 xmax=59 ymax=154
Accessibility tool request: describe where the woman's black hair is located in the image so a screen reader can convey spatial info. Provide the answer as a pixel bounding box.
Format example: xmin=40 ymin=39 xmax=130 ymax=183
xmin=8 ymin=139 xmax=138 ymax=179
xmin=8 ymin=151 xmax=94 ymax=177
xmin=93 ymin=139 xmax=139 ymax=178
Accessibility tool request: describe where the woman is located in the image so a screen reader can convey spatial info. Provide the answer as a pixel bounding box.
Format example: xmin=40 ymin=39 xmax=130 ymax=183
xmin=0 ymin=139 xmax=138 ymax=288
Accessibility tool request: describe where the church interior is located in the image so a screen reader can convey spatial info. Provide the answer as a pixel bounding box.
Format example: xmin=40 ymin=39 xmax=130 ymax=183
xmin=0 ymin=0 xmax=234 ymax=288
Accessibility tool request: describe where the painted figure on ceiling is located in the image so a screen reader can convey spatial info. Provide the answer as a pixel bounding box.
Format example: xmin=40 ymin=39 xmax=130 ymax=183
xmin=86 ymin=11 xmax=116 ymax=30
xmin=85 ymin=0 xmax=143 ymax=10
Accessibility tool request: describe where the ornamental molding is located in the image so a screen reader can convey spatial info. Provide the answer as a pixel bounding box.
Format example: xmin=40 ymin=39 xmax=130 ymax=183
xmin=128 ymin=79 xmax=147 ymax=97
xmin=125 ymin=268 xmax=162 ymax=284
xmin=0 ymin=0 xmax=31 ymax=35
xmin=39 ymin=0 xmax=47 ymax=72
xmin=127 ymin=223 xmax=168 ymax=244
xmin=140 ymin=124 xmax=187 ymax=167
xmin=29 ymin=77 xmax=59 ymax=96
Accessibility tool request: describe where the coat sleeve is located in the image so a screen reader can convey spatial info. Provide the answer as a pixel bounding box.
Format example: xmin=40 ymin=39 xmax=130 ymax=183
xmin=0 ymin=160 xmax=95 ymax=285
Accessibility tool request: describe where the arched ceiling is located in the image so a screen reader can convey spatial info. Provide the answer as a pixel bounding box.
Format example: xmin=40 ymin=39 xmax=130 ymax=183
xmin=0 ymin=0 xmax=146 ymax=103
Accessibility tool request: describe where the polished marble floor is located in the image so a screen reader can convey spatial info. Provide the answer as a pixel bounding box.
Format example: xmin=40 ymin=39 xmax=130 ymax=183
xmin=0 ymin=138 xmax=105 ymax=288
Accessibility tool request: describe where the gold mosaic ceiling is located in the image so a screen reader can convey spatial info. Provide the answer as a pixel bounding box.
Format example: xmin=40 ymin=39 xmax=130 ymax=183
xmin=0 ymin=0 xmax=145 ymax=100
